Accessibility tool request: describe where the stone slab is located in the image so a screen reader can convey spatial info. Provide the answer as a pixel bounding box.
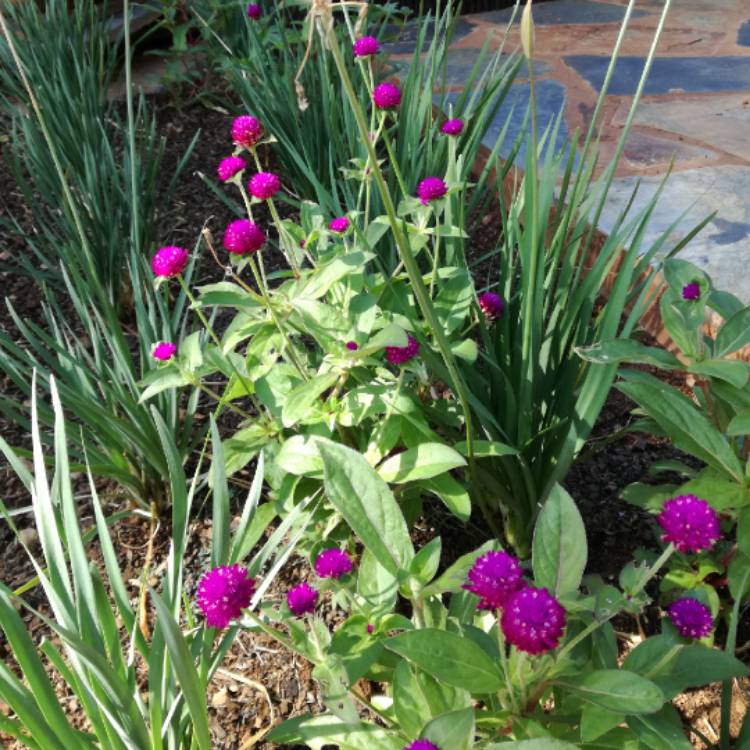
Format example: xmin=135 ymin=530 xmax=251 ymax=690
xmin=565 ymin=55 xmax=750 ymax=95
xmin=477 ymin=0 xmax=648 ymax=26
xmin=623 ymin=131 xmax=716 ymax=168
xmin=382 ymin=18 xmax=475 ymax=55
xmin=738 ymin=20 xmax=750 ymax=47
xmin=598 ymin=167 xmax=750 ymax=301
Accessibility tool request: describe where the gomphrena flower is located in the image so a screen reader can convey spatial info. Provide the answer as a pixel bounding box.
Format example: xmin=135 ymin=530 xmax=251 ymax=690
xmin=197 ymin=564 xmax=255 ymax=629
xmin=346 ymin=341 xmax=359 ymax=351
xmin=353 ymin=35 xmax=380 ymax=57
xmin=667 ymin=597 xmax=713 ymax=639
xmin=682 ymin=281 xmax=701 ymax=301
xmin=287 ymin=583 xmax=318 ymax=616
xmin=501 ymin=586 xmax=566 ymax=655
xmin=373 ymin=82 xmax=401 ymax=110
xmin=385 ymin=335 xmax=420 ymax=365
xmin=657 ymin=494 xmax=720 ymax=553
xmin=151 ymin=245 xmax=188 ymax=278
xmin=217 ymin=156 xmax=247 ymax=182
xmin=479 ymin=291 xmax=504 ymax=321
xmin=246 ymin=2 xmax=261 ymax=19
xmin=223 ymin=219 xmax=266 ymax=255
xmin=366 ymin=623 xmax=375 ymax=634
xmin=441 ymin=118 xmax=463 ymax=136
xmin=463 ymin=550 xmax=524 ymax=610
xmin=403 ymin=741 xmax=439 ymax=750
xmin=231 ymin=115 xmax=263 ymax=149
xmin=315 ymin=548 xmax=353 ymax=579
xmin=152 ymin=341 xmax=177 ymax=361
xmin=248 ymin=171 xmax=281 ymax=200
xmin=417 ymin=177 xmax=448 ymax=205
xmin=329 ymin=216 xmax=350 ymax=234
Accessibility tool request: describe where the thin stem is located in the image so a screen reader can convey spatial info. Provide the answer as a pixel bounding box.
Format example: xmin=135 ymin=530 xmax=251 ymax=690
xmin=380 ymin=121 xmax=409 ymax=198
xmin=496 ymin=617 xmax=519 ymax=713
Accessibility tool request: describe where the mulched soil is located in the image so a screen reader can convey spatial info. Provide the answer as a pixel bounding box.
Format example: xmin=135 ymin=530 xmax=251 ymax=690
xmin=0 ymin=69 xmax=748 ymax=749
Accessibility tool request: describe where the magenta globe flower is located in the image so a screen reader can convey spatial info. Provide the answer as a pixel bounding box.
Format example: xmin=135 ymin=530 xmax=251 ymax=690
xmin=667 ymin=597 xmax=713 ymax=639
xmin=404 ymin=741 xmax=439 ymax=750
xmin=463 ymin=550 xmax=524 ymax=610
xmin=385 ymin=335 xmax=420 ymax=365
xmin=217 ymin=155 xmax=247 ymax=182
xmin=501 ymin=586 xmax=566 ymax=655
xmin=287 ymin=583 xmax=318 ymax=616
xmin=152 ymin=341 xmax=177 ymax=361
xmin=231 ymin=115 xmax=263 ymax=149
xmin=315 ymin=549 xmax=353 ymax=579
xmin=223 ymin=219 xmax=266 ymax=255
xmin=479 ymin=291 xmax=504 ymax=321
xmin=353 ymin=35 xmax=380 ymax=57
xmin=196 ymin=564 xmax=255 ymax=629
xmin=373 ymin=82 xmax=401 ymax=110
xmin=367 ymin=623 xmax=375 ymax=634
xmin=246 ymin=2 xmax=261 ymax=19
xmin=329 ymin=216 xmax=350 ymax=234
xmin=682 ymin=282 xmax=701 ymax=301
xmin=151 ymin=245 xmax=188 ymax=278
xmin=417 ymin=177 xmax=448 ymax=205
xmin=657 ymin=495 xmax=720 ymax=553
xmin=248 ymin=171 xmax=281 ymax=200
xmin=441 ymin=118 xmax=463 ymax=136
xmin=346 ymin=341 xmax=359 ymax=351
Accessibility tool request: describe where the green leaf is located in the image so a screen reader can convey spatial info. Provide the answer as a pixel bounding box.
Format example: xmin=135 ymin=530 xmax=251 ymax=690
xmin=385 ymin=629 xmax=503 ymax=694
xmin=576 ymin=339 xmax=682 ymax=370
xmin=451 ymin=338 xmax=478 ymax=363
xmin=689 ymin=359 xmax=749 ymax=389
xmin=621 ymin=482 xmax=677 ymax=510
xmin=138 ymin=368 xmax=190 ymax=402
xmin=677 ymin=468 xmax=750 ymax=510
xmin=454 ymin=439 xmax=518 ymax=458
xmin=357 ymin=549 xmax=398 ymax=614
xmin=484 ymin=741 xmax=580 ymax=750
xmin=275 ymin=435 xmax=323 ymax=477
xmin=318 ymin=439 xmax=414 ymax=575
xmin=197 ymin=281 xmax=258 ymax=309
xmin=532 ymin=484 xmax=587 ymax=596
xmin=626 ymin=705 xmax=692 ymax=750
xmin=422 ymin=707 xmax=475 ymax=750
xmin=301 ymin=251 xmax=374 ymax=299
xmin=728 ymin=410 xmax=750 ymax=437
xmin=653 ymin=646 xmax=749 ymax=699
xmin=267 ymin=714 xmax=402 ymax=750
xmin=421 ymin=541 xmax=499 ymax=598
xmin=362 ymin=323 xmax=408 ymax=354
xmin=282 ymin=371 xmax=339 ymax=427
xmin=580 ymin=704 xmax=625 ymax=743
xmin=556 ymin=669 xmax=664 ymax=714
xmin=715 ymin=307 xmax=750 ymax=357
xmin=420 ymin=474 xmax=471 ymax=521
xmin=408 ymin=537 xmax=442 ymax=586
xmin=377 ymin=443 xmax=466 ymax=483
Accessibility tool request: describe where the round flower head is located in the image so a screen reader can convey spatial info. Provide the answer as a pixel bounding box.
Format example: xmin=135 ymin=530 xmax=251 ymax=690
xmin=152 ymin=341 xmax=177 ymax=361
xmin=682 ymin=282 xmax=701 ymax=301
xmin=287 ymin=583 xmax=318 ymax=616
xmin=196 ymin=564 xmax=255 ymax=629
xmin=246 ymin=2 xmax=261 ymax=19
xmin=329 ymin=216 xmax=350 ymax=234
xmin=346 ymin=341 xmax=359 ymax=351
xmin=367 ymin=623 xmax=375 ymax=634
xmin=501 ymin=586 xmax=566 ymax=655
xmin=404 ymin=741 xmax=439 ymax=750
xmin=231 ymin=115 xmax=263 ymax=149
xmin=353 ymin=35 xmax=380 ymax=57
xmin=217 ymin=156 xmax=247 ymax=182
xmin=479 ymin=291 xmax=504 ymax=321
xmin=223 ymin=219 xmax=266 ymax=255
xmin=151 ymin=245 xmax=188 ymax=278
xmin=463 ymin=550 xmax=523 ymax=610
xmin=385 ymin=335 xmax=420 ymax=365
xmin=667 ymin=597 xmax=713 ymax=639
xmin=657 ymin=494 xmax=720 ymax=553
xmin=373 ymin=82 xmax=401 ymax=110
xmin=417 ymin=177 xmax=448 ymax=205
xmin=315 ymin=548 xmax=353 ymax=579
xmin=248 ymin=171 xmax=281 ymax=200
xmin=441 ymin=118 xmax=463 ymax=136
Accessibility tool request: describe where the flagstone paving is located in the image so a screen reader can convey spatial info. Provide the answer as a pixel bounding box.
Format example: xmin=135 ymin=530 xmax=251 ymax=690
xmin=391 ymin=0 xmax=750 ymax=301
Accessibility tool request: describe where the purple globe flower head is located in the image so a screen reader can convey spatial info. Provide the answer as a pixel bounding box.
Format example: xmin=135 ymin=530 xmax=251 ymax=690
xmin=385 ymin=335 xmax=420 ymax=365
xmin=151 ymin=245 xmax=188 ymax=278
xmin=657 ymin=494 xmax=720 ymax=554
xmin=315 ymin=548 xmax=353 ymax=579
xmin=152 ymin=341 xmax=177 ymax=361
xmin=353 ymin=35 xmax=380 ymax=57
xmin=246 ymin=2 xmax=261 ymax=19
xmin=217 ymin=155 xmax=247 ymax=182
xmin=223 ymin=219 xmax=266 ymax=255
xmin=373 ymin=82 xmax=401 ymax=110
xmin=463 ymin=550 xmax=524 ymax=610
xmin=682 ymin=281 xmax=701 ymax=301
xmin=287 ymin=583 xmax=318 ymax=616
xmin=404 ymin=741 xmax=439 ymax=750
xmin=479 ymin=291 xmax=504 ymax=321
xmin=441 ymin=118 xmax=464 ymax=136
xmin=667 ymin=597 xmax=713 ymax=639
xmin=417 ymin=177 xmax=448 ymax=205
xmin=346 ymin=340 xmax=359 ymax=351
xmin=197 ymin=564 xmax=255 ymax=629
xmin=501 ymin=586 xmax=566 ymax=655
xmin=366 ymin=623 xmax=375 ymax=634
xmin=248 ymin=171 xmax=281 ymax=200
xmin=231 ymin=115 xmax=263 ymax=149
xmin=329 ymin=216 xmax=350 ymax=234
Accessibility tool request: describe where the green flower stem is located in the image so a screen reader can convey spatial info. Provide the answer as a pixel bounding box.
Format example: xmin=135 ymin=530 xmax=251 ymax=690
xmin=429 ymin=218 xmax=442 ymax=297
xmin=379 ymin=118 xmax=409 ymax=199
xmin=720 ymin=580 xmax=745 ymax=749
xmin=238 ymin=181 xmax=255 ymax=222
xmin=192 ymin=379 xmax=254 ymax=422
xmin=496 ymin=617 xmax=519 ymax=713
xmin=243 ymin=611 xmax=298 ymax=655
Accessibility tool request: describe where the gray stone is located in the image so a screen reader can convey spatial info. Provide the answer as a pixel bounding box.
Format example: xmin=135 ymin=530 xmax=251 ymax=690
xmin=739 ymin=20 xmax=750 ymax=47
xmin=478 ymin=0 xmax=648 ymax=26
xmin=623 ymin=131 xmax=716 ymax=168
xmin=382 ymin=18 xmax=475 ymax=55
